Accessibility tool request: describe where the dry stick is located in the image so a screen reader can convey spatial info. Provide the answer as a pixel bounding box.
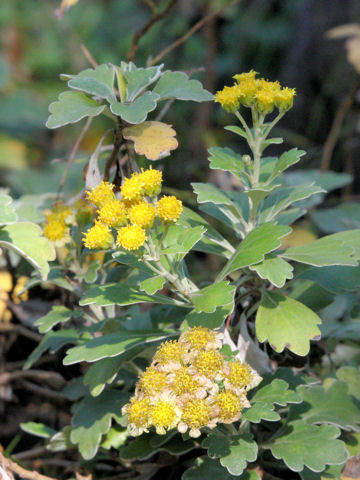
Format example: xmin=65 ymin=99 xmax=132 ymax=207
xmin=320 ymin=81 xmax=360 ymax=172
xmin=80 ymin=44 xmax=98 ymax=68
xmin=0 ymin=452 xmax=57 ymax=480
xmin=127 ymin=0 xmax=179 ymax=62
xmin=149 ymin=0 xmax=240 ymax=66
xmin=57 ymin=116 xmax=93 ymax=200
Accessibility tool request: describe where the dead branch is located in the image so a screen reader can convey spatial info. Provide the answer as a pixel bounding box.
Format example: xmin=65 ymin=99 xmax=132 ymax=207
xmin=80 ymin=44 xmax=98 ymax=68
xmin=127 ymin=0 xmax=178 ymax=62
xmin=0 ymin=452 xmax=57 ymax=480
xmin=149 ymin=0 xmax=240 ymax=66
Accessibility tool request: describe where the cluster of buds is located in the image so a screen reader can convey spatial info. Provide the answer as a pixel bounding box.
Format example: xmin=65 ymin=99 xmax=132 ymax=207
xmin=43 ymin=202 xmax=76 ymax=247
xmin=122 ymin=326 xmax=260 ymax=438
xmin=214 ymin=70 xmax=295 ymax=114
xmin=83 ymin=168 xmax=183 ymax=251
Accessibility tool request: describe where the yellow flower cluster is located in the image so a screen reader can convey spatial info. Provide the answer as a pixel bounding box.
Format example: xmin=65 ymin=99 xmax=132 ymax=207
xmin=122 ymin=326 xmax=260 ymax=438
xmin=0 ymin=271 xmax=28 ymax=322
xmin=214 ymin=70 xmax=295 ymax=114
xmin=43 ymin=202 xmax=74 ymax=247
xmin=83 ymin=168 xmax=183 ymax=252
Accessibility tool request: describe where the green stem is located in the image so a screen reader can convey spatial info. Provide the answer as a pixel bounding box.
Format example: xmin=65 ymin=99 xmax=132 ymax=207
xmin=234 ymin=111 xmax=253 ymax=141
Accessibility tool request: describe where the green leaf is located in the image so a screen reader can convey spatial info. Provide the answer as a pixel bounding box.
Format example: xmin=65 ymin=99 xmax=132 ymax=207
xmin=101 ymin=425 xmax=127 ymax=450
xmin=268 ymin=148 xmax=306 ymax=182
xmin=311 ymin=203 xmax=360 ymax=233
xmin=218 ymin=223 xmax=291 ymax=281
xmin=251 ymin=379 xmax=302 ymax=406
xmin=242 ymin=402 xmax=280 ymax=423
xmin=249 ymin=254 xmax=294 ymax=288
xmin=34 ymin=306 xmax=81 ymax=334
xmin=139 ymin=275 xmax=165 ymax=295
xmin=256 ymin=291 xmax=321 ymax=356
xmin=63 ymin=330 xmax=176 ymax=365
xmin=300 ymin=265 xmax=360 ymax=293
xmin=259 ymin=183 xmax=325 ymax=222
xmin=0 ymin=193 xmax=18 ymax=224
xmin=203 ymin=433 xmax=258 ymax=476
xmin=83 ymin=356 xmax=125 ymax=396
xmin=24 ymin=329 xmax=81 ymax=369
xmin=281 ymin=233 xmax=359 ymax=267
xmin=62 ymin=64 xmax=115 ymax=89
xmin=336 ymin=366 xmax=360 ymax=400
xmin=79 ymin=283 xmax=186 ymax=307
xmin=183 ymin=456 xmax=255 ymax=480
xmin=68 ymin=76 xmax=116 ymax=103
xmin=71 ymin=390 xmax=129 ymax=459
xmin=269 ymin=422 xmax=349 ymax=472
xmin=153 ymin=70 xmax=213 ymax=102
xmin=20 ymin=422 xmax=57 ymax=439
xmin=190 ymin=281 xmax=235 ymax=313
xmin=192 ymin=182 xmax=235 ymax=206
xmin=110 ymin=91 xmax=159 ymax=124
xmin=46 ymin=91 xmax=105 ymax=129
xmin=119 ymin=62 xmax=163 ymax=101
xmin=285 ymin=169 xmax=352 ymax=193
xmin=0 ymin=222 xmax=55 ymax=279
xmin=291 ymin=381 xmax=360 ymax=431
xmin=208 ymin=146 xmax=244 ymax=177
xmin=225 ymin=125 xmax=248 ymax=139
xmin=183 ymin=302 xmax=234 ymax=329
xmin=120 ymin=433 xmax=196 ymax=460
xmin=162 ymin=225 xmax=206 ymax=261
xmin=244 ymin=184 xmax=281 ymax=209
xmin=300 ymin=465 xmax=344 ymax=480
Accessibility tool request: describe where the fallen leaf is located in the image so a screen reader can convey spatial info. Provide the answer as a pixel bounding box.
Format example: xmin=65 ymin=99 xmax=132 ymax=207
xmin=122 ymin=121 xmax=178 ymax=161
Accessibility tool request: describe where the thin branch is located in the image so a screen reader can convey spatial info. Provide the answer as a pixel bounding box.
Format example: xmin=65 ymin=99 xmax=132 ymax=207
xmin=320 ymin=80 xmax=360 ymax=172
xmin=149 ymin=0 xmax=240 ymax=66
xmin=0 ymin=323 xmax=42 ymax=343
xmin=0 ymin=452 xmax=57 ymax=480
xmin=127 ymin=0 xmax=178 ymax=62
xmin=56 ymin=116 xmax=93 ymax=200
xmin=80 ymin=44 xmax=98 ymax=68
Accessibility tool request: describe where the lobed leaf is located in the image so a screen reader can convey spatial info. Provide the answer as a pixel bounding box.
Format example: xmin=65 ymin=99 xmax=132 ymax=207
xmin=190 ymin=281 xmax=236 ymax=314
xmin=110 ymin=91 xmax=159 ymax=124
xmin=153 ymin=70 xmax=213 ymax=102
xmin=35 ymin=306 xmax=82 ymax=334
xmin=249 ymin=254 xmax=294 ymax=288
xmin=0 ymin=193 xmax=18 ymax=224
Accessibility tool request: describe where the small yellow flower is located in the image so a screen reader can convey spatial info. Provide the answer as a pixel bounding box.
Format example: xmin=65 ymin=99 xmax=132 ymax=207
xmin=153 ymin=340 xmax=186 ymax=368
xmin=178 ymin=398 xmax=213 ymax=437
xmin=136 ymin=367 xmax=168 ymax=396
xmin=169 ymin=367 xmax=202 ymax=397
xmin=156 ymin=196 xmax=183 ymax=224
xmin=255 ymin=89 xmax=276 ymax=115
xmin=128 ymin=201 xmax=156 ymax=229
xmin=123 ymin=397 xmax=152 ymax=436
xmin=97 ymin=199 xmax=127 ymax=227
xmin=82 ymin=222 xmax=113 ymax=250
xmin=180 ymin=326 xmax=222 ymax=351
xmin=46 ymin=203 xmax=75 ymax=225
xmin=214 ymin=85 xmax=241 ymax=112
xmin=192 ymin=350 xmax=224 ymax=377
xmin=214 ymin=391 xmax=244 ymax=423
xmin=86 ymin=181 xmax=115 ymax=208
xmin=275 ymin=87 xmax=296 ymax=111
xmin=149 ymin=395 xmax=181 ymax=435
xmin=237 ymin=78 xmax=258 ymax=107
xmin=116 ymin=224 xmax=146 ymax=251
xmin=139 ymin=167 xmax=163 ymax=197
xmin=121 ymin=173 xmax=144 ymax=203
xmin=224 ymin=360 xmax=253 ymax=393
xmin=44 ymin=219 xmax=71 ymax=247
xmin=12 ymin=276 xmax=29 ymax=304
xmin=233 ymin=70 xmax=258 ymax=84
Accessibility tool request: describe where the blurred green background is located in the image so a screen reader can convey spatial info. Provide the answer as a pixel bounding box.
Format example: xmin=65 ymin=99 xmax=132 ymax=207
xmin=1 ymin=0 xmax=359 ymax=198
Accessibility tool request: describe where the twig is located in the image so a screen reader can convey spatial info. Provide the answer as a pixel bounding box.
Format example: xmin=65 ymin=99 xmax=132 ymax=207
xmin=0 ymin=370 xmax=65 ymax=389
xmin=0 ymin=323 xmax=42 ymax=343
xmin=0 ymin=452 xmax=56 ymax=480
xmin=57 ymin=116 xmax=93 ymax=200
xmin=13 ymin=447 xmax=49 ymax=461
xmin=80 ymin=44 xmax=98 ymax=68
xmin=127 ymin=0 xmax=178 ymax=62
xmin=149 ymin=0 xmax=240 ymax=66
xmin=21 ymin=380 xmax=67 ymax=403
xmin=320 ymin=80 xmax=360 ymax=172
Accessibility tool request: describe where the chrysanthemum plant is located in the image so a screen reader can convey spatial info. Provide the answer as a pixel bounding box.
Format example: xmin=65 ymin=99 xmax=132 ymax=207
xmin=18 ymin=64 xmax=360 ymax=479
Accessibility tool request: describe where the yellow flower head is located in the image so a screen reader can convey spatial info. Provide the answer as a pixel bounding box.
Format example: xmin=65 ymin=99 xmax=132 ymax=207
xmin=123 ymin=397 xmax=152 ymax=435
xmin=44 ymin=219 xmax=70 ymax=247
xmin=121 ymin=173 xmax=144 ymax=203
xmin=139 ymin=167 xmax=163 ymax=197
xmin=137 ymin=367 xmax=168 ymax=396
xmin=149 ymin=396 xmax=181 ymax=435
xmin=12 ymin=276 xmax=29 ymax=304
xmin=179 ymin=398 xmax=212 ymax=436
xmin=214 ymin=391 xmax=243 ymax=423
xmin=46 ymin=203 xmax=75 ymax=225
xmin=97 ymin=199 xmax=127 ymax=227
xmin=116 ymin=224 xmax=146 ymax=251
xmin=170 ymin=367 xmax=201 ymax=396
xmin=233 ymin=70 xmax=258 ymax=84
xmin=86 ymin=181 xmax=115 ymax=208
xmin=193 ymin=350 xmax=224 ymax=377
xmin=224 ymin=360 xmax=253 ymax=391
xmin=153 ymin=340 xmax=186 ymax=367
xmin=180 ymin=326 xmax=220 ymax=351
xmin=82 ymin=222 xmax=113 ymax=250
xmin=214 ymin=85 xmax=241 ymax=112
xmin=156 ymin=196 xmax=183 ymax=224
xmin=128 ymin=201 xmax=156 ymax=229
xmin=275 ymin=87 xmax=296 ymax=111
xmin=255 ymin=88 xmax=276 ymax=115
